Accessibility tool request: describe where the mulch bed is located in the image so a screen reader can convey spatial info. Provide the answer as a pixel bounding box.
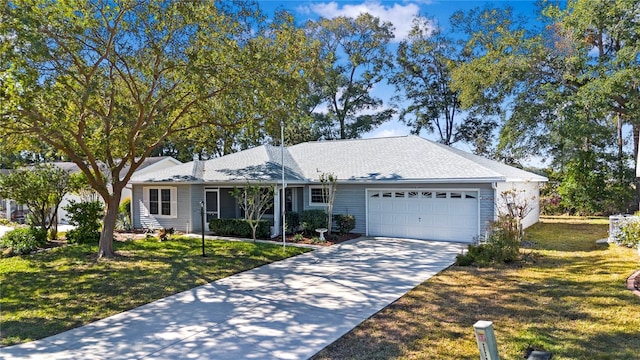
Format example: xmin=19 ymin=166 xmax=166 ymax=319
xmin=273 ymin=233 xmax=362 ymax=246
xmin=113 ymin=230 xmax=362 ymax=247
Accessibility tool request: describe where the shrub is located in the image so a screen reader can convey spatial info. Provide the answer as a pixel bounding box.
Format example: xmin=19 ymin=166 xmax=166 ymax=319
xmin=117 ymin=197 xmax=132 ymax=231
xmin=48 ymin=227 xmax=58 ymax=240
xmin=300 ymin=209 xmax=327 ymax=236
xmin=540 ymin=194 xmax=564 ymax=215
xmin=285 ymin=211 xmax=300 ymax=234
xmin=333 ymin=214 xmax=356 ymax=234
xmin=617 ymin=218 xmax=640 ymax=248
xmin=119 ymin=197 xmax=132 ymax=221
xmin=456 ymin=216 xmax=521 ymax=266
xmin=0 ymin=227 xmax=47 ymax=256
xmin=64 ymin=201 xmax=103 ymax=244
xmin=208 ymin=219 xmax=270 ymax=239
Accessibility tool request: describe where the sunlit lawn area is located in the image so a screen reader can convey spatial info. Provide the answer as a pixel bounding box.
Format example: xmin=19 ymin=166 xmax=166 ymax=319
xmin=313 ymin=219 xmax=640 ymax=360
xmin=0 ymin=236 xmax=310 ymax=346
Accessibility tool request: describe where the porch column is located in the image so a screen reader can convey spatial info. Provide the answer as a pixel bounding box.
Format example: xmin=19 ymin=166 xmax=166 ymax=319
xmin=272 ymin=186 xmax=281 ymax=237
xmin=5 ymin=199 xmax=10 ymax=220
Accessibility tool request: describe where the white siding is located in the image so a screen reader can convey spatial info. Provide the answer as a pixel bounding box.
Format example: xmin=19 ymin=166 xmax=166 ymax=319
xmin=132 ymin=184 xmax=192 ymax=232
xmin=495 ymin=181 xmax=541 ymax=229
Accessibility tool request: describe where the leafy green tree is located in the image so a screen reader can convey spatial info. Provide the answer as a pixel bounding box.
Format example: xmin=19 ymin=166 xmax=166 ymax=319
xmin=0 ymin=1 xmax=318 ymax=257
xmin=231 ymin=183 xmax=274 ymax=242
xmin=392 ymin=17 xmax=497 ymax=154
xmin=0 ymin=164 xmax=72 ymax=233
xmin=450 ymin=2 xmax=638 ymax=213
xmin=64 ymin=200 xmax=104 ymax=244
xmin=306 ymin=13 xmax=395 ymax=139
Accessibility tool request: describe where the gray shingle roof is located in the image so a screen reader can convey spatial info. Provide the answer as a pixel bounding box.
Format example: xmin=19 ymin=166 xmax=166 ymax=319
xmin=131 ymin=145 xmax=305 ymax=183
xmin=130 ymin=136 xmax=547 ymax=184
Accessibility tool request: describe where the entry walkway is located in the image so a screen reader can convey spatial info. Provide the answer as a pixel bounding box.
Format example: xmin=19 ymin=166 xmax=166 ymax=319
xmin=1 ymin=238 xmax=463 ymax=360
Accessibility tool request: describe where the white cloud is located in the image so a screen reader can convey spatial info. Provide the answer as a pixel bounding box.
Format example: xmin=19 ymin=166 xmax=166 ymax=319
xmin=306 ymin=1 xmax=435 ymax=41
xmin=364 ymin=121 xmax=410 ymax=139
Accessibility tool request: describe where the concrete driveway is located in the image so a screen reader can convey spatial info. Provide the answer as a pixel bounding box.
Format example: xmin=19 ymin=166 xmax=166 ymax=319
xmin=0 ymin=237 xmax=463 ymax=360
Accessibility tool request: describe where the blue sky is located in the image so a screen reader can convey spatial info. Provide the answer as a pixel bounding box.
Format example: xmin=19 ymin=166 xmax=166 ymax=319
xmin=258 ymin=1 xmax=547 ymax=156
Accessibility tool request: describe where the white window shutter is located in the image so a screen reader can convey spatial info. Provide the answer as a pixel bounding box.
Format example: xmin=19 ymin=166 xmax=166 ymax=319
xmin=142 ymin=187 xmax=150 ymax=216
xmin=170 ymin=187 xmax=178 ymax=218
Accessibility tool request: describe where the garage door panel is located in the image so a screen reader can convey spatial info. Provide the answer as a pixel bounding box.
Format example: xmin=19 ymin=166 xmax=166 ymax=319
xmin=368 ymin=189 xmax=479 ymax=242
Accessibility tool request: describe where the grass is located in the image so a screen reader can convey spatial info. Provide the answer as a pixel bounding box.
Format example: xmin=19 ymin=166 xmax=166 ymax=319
xmin=539 ymin=215 xmax=610 ymax=225
xmin=312 ymin=220 xmax=640 ymax=360
xmin=0 ymin=236 xmax=310 ymax=346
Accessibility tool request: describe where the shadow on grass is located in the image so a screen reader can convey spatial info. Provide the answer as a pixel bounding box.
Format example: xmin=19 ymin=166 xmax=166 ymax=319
xmin=313 ymin=222 xmax=640 ymax=360
xmin=0 ymin=237 xmax=309 ymax=346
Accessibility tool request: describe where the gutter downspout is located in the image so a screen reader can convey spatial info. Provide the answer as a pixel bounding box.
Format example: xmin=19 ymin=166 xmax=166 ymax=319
xmin=492 ymin=182 xmax=498 ymax=222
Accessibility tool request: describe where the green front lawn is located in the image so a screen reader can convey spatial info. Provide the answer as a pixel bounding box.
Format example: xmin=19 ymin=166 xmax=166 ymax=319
xmin=0 ymin=237 xmax=310 ymax=346
xmin=313 ymin=220 xmax=640 ymax=360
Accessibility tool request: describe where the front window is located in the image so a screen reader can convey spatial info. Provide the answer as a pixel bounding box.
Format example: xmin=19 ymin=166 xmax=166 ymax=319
xmin=161 ymin=189 xmax=171 ymax=215
xmin=149 ymin=189 xmax=159 ymax=215
xmin=310 ymin=187 xmax=328 ymax=205
xmin=144 ymin=186 xmax=177 ymax=218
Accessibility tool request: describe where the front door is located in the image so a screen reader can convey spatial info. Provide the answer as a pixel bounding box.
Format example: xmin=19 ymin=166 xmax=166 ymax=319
xmin=205 ymin=189 xmax=219 ymax=230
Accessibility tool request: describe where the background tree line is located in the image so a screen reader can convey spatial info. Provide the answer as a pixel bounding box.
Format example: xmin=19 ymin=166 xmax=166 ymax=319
xmin=1 ymin=0 xmax=638 ymax=256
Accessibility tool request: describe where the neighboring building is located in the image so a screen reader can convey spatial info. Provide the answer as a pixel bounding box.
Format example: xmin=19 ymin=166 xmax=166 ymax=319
xmin=0 ymin=157 xmax=181 ymax=224
xmin=130 ymin=136 xmax=547 ymax=243
xmin=0 ymin=169 xmax=28 ymax=222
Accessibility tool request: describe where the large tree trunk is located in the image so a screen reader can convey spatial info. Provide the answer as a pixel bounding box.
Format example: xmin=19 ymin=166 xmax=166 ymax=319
xmin=98 ymin=193 xmax=121 ymax=258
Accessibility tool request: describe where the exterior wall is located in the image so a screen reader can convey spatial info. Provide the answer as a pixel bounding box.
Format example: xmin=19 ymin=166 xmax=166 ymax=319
xmin=495 ymin=181 xmax=541 ymax=229
xmin=130 ymin=181 xmax=535 ymax=237
xmin=191 ymin=184 xmax=204 ymax=232
xmin=303 ymin=184 xmax=368 ymax=234
xmin=479 ymin=187 xmax=496 ymax=238
xmin=132 ymin=183 xmax=195 ymax=233
xmin=58 ymin=193 xmax=83 ymax=224
xmin=303 ymin=182 xmax=495 ymax=237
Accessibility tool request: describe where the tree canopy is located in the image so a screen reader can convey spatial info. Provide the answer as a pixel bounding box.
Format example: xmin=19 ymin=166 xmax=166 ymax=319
xmin=392 ymin=17 xmax=498 ymax=155
xmin=450 ymin=0 xmax=639 ymax=213
xmin=0 ymin=0 xmax=320 ymax=257
xmin=305 ymin=13 xmax=396 ymax=139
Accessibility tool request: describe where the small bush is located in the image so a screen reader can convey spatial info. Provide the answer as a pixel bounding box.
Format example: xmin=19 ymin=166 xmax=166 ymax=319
xmin=456 ymin=216 xmax=521 ymax=266
xmin=117 ymin=197 xmax=132 ymax=231
xmin=119 ymin=197 xmax=132 ymax=221
xmin=293 ymin=233 xmax=304 ymax=241
xmin=48 ymin=227 xmax=58 ymax=240
xmin=285 ymin=211 xmax=300 ymax=234
xmin=0 ymin=227 xmax=47 ymax=256
xmin=208 ymin=219 xmax=270 ymax=238
xmin=300 ymin=209 xmax=327 ymax=236
xmin=540 ymin=194 xmax=565 ymax=215
xmin=617 ymin=218 xmax=640 ymax=248
xmin=333 ymin=214 xmax=356 ymax=234
xmin=64 ymin=201 xmax=103 ymax=244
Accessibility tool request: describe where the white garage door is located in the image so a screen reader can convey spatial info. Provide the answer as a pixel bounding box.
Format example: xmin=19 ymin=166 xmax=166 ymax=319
xmin=367 ymin=190 xmax=479 ymax=242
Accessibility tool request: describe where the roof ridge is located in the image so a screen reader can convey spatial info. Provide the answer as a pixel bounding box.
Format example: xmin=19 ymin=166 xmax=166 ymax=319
xmin=289 ymin=135 xmax=413 ymax=149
